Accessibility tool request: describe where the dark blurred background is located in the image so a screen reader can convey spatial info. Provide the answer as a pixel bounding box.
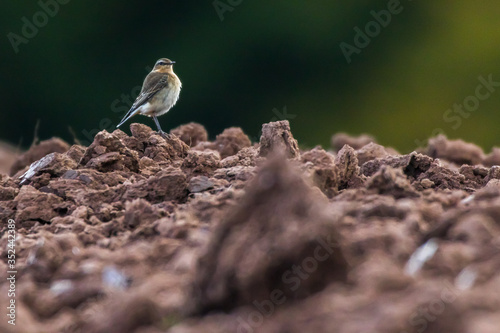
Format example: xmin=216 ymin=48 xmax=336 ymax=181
xmin=1 ymin=1 xmax=500 ymax=152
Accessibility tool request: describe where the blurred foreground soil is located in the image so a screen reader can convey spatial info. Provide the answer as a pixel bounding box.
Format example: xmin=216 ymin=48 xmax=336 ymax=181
xmin=1 ymin=121 xmax=500 ymax=333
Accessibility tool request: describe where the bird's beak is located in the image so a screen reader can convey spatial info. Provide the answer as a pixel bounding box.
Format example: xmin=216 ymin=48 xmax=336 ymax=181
xmin=169 ymin=61 xmax=176 ymax=65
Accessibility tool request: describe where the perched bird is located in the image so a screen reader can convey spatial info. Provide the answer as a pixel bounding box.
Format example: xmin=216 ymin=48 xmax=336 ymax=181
xmin=116 ymin=58 xmax=182 ymax=137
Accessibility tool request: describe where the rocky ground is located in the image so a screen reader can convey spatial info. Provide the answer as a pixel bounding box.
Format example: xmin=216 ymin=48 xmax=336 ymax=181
xmin=1 ymin=120 xmax=500 ymax=333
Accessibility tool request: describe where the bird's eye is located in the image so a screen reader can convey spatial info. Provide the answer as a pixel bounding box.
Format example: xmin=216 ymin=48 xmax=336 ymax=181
xmin=157 ymin=61 xmax=166 ymax=66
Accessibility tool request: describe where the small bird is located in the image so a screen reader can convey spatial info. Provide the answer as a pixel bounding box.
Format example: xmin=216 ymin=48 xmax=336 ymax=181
xmin=116 ymin=58 xmax=182 ymax=137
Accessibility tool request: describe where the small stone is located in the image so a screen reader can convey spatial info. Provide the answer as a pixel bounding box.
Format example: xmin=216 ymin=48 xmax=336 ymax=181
xmin=19 ymin=152 xmax=77 ymax=185
xmin=188 ymin=176 xmax=215 ymax=193
xmin=420 ymin=179 xmax=435 ymax=189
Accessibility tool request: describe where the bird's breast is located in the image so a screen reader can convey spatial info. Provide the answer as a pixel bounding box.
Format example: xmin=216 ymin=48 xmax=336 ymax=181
xmin=149 ymin=74 xmax=181 ymax=117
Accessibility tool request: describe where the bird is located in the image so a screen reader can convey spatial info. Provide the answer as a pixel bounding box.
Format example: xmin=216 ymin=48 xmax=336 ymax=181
xmin=116 ymin=58 xmax=182 ymax=137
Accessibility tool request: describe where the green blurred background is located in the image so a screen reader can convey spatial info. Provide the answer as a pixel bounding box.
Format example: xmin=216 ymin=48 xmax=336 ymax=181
xmin=1 ymin=0 xmax=500 ymax=152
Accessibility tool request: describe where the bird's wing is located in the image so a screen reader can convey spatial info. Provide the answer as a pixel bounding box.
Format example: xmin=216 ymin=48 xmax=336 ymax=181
xmin=116 ymin=73 xmax=170 ymax=128
xmin=131 ymin=73 xmax=170 ymax=111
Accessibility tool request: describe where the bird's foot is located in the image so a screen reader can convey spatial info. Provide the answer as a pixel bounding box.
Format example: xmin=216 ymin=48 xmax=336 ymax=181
xmin=158 ymin=130 xmax=172 ymax=140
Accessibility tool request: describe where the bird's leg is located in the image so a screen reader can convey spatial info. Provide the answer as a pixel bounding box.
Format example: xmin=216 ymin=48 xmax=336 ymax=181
xmin=153 ymin=115 xmax=171 ymax=139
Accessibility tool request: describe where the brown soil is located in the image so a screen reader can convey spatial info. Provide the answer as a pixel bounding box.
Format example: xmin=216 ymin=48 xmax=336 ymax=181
xmin=1 ymin=121 xmax=500 ymax=333
xmin=0 ymin=142 xmax=20 ymax=176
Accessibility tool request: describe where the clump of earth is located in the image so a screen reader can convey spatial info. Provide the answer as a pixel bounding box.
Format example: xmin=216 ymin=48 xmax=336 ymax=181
xmin=1 ymin=121 xmax=500 ymax=333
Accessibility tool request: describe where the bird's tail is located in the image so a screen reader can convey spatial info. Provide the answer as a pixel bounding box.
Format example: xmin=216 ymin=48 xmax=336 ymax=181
xmin=116 ymin=108 xmax=139 ymax=128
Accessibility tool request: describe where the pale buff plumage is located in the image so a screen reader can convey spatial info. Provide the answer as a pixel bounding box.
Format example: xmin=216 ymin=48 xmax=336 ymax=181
xmin=116 ymin=58 xmax=182 ymax=136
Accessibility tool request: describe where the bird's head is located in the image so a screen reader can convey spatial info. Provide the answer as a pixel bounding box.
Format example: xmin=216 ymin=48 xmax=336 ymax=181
xmin=153 ymin=58 xmax=176 ymax=73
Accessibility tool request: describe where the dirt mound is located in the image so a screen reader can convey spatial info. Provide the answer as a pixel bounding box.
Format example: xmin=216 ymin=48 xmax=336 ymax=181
xmin=1 ymin=122 xmax=500 ymax=333
xmin=0 ymin=142 xmax=18 ymax=176
xmin=10 ymin=137 xmax=70 ymax=177
xmin=189 ymin=155 xmax=348 ymax=315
